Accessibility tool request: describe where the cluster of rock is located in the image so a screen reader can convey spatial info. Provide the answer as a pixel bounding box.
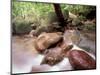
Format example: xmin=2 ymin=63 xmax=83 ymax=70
xmin=31 ymin=30 xmax=96 ymax=71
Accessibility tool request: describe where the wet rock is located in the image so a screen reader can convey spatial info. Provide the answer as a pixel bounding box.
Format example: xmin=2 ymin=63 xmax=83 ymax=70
xmin=34 ymin=32 xmax=63 ymax=53
xmin=69 ymin=12 xmax=77 ymax=19
xmin=72 ymin=18 xmax=82 ymax=26
xmin=29 ymin=30 xmax=37 ymax=37
xmin=67 ymin=50 xmax=96 ymax=70
xmin=41 ymin=47 xmax=64 ymax=66
xmin=41 ymin=44 xmax=73 ymax=66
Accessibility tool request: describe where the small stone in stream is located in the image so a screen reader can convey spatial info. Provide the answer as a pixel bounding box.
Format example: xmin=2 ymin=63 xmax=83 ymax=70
xmin=41 ymin=44 xmax=73 ymax=66
xmin=29 ymin=30 xmax=37 ymax=37
xmin=59 ymin=41 xmax=73 ymax=53
xmin=35 ymin=32 xmax=63 ymax=53
xmin=41 ymin=47 xmax=64 ymax=66
xmin=67 ymin=50 xmax=96 ymax=70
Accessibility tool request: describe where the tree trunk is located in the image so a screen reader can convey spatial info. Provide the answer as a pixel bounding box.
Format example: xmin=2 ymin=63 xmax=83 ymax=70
xmin=53 ymin=4 xmax=67 ymax=31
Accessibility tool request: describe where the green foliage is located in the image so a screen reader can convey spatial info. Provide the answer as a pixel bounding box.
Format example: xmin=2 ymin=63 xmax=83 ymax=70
xmin=13 ymin=17 xmax=32 ymax=34
xmin=78 ymin=15 xmax=86 ymax=21
xmin=15 ymin=21 xmax=32 ymax=34
xmin=12 ymin=0 xmax=53 ymax=18
xmin=12 ymin=0 xmax=96 ymax=34
xmin=46 ymin=12 xmax=58 ymax=23
xmin=12 ymin=0 xmax=34 ymax=18
xmin=84 ymin=24 xmax=96 ymax=31
xmin=61 ymin=4 xmax=95 ymax=15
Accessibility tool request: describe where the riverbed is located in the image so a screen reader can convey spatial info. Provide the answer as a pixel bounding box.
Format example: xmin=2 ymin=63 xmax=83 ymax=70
xmin=12 ymin=31 xmax=96 ymax=74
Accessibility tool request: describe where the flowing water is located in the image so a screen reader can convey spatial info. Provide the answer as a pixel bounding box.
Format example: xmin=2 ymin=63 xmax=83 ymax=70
xmin=12 ymin=31 xmax=96 ymax=74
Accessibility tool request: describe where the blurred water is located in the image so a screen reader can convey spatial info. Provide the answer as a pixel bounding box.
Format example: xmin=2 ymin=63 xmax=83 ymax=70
xmin=12 ymin=31 xmax=96 ymax=73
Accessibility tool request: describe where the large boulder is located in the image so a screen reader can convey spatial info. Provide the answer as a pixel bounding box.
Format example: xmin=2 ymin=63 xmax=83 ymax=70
xmin=67 ymin=50 xmax=96 ymax=70
xmin=34 ymin=32 xmax=63 ymax=53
